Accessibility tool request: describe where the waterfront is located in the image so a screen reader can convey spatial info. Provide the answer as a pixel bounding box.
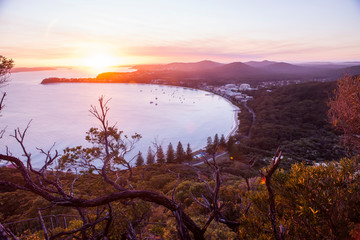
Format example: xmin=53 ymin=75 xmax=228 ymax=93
xmin=0 ymin=68 xmax=238 ymax=166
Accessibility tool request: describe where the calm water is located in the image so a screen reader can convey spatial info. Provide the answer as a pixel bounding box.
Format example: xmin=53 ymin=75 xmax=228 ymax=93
xmin=0 ymin=68 xmax=238 ymax=166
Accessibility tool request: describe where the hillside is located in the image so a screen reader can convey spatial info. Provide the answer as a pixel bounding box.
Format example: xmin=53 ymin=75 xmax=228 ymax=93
xmin=41 ymin=61 xmax=360 ymax=86
xmin=236 ymin=81 xmax=347 ymax=164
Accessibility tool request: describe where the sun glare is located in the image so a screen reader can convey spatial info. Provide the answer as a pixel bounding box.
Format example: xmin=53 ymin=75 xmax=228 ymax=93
xmin=83 ymin=54 xmax=117 ymax=72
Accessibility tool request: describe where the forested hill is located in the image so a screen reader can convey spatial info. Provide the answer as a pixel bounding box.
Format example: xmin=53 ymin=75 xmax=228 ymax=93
xmin=236 ymin=81 xmax=347 ymax=164
xmin=41 ymin=61 xmax=360 ymax=85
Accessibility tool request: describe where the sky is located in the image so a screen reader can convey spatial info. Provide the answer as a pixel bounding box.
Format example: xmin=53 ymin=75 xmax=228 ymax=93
xmin=0 ymin=0 xmax=360 ymax=67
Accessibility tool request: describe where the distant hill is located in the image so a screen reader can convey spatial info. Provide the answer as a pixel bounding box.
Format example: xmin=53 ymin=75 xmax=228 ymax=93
xmin=262 ymin=62 xmax=314 ymax=75
xmin=134 ymin=60 xmax=223 ymax=72
xmin=165 ymin=60 xmax=223 ymax=71
xmin=41 ymin=60 xmax=360 ymax=85
xmin=209 ymin=62 xmax=260 ymax=79
xmin=339 ymin=65 xmax=360 ymax=76
xmin=245 ymin=60 xmax=277 ymax=68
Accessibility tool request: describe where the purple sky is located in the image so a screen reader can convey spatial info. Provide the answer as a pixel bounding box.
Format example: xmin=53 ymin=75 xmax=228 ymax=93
xmin=1 ymin=0 xmax=360 ymax=67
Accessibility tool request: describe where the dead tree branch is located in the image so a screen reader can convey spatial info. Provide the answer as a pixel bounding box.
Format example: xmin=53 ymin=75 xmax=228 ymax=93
xmin=260 ymin=148 xmax=285 ymax=240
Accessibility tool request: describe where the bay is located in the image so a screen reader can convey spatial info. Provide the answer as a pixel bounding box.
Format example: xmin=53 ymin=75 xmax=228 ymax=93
xmin=0 ymin=68 xmax=238 ymax=166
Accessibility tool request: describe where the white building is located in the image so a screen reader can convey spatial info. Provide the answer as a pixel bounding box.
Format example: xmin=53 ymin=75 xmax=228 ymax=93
xmin=239 ymin=83 xmax=251 ymax=91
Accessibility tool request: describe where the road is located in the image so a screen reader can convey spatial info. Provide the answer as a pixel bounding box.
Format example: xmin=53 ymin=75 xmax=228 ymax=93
xmin=243 ymin=101 xmax=256 ymax=138
xmin=190 ymin=152 xmax=228 ymax=166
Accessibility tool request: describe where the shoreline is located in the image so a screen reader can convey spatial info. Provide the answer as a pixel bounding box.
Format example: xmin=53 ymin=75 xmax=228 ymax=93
xmin=41 ymin=79 xmax=241 ymax=142
xmin=40 ymin=78 xmax=241 ymax=154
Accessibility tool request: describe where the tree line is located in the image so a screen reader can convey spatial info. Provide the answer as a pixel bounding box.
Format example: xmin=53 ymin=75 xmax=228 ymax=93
xmin=135 ymin=142 xmax=193 ymax=167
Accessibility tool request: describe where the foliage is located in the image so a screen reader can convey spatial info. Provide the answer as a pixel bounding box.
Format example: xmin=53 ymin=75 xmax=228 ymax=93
xmin=0 ymin=55 xmax=14 ymax=83
xmin=0 ymin=55 xmax=13 ymax=116
xmin=59 ymin=125 xmax=141 ymax=171
xmin=166 ymin=143 xmax=175 ymax=163
xmin=2 ymin=155 xmax=360 ymax=239
xmin=146 ymin=147 xmax=155 ymax=165
xmin=276 ymin=157 xmax=360 ymax=239
xmin=175 ymin=141 xmax=185 ymax=163
xmin=328 ymin=75 xmax=360 ymax=151
xmin=156 ymin=145 xmax=165 ymax=164
xmin=219 ymin=134 xmax=226 ymax=148
xmin=238 ymin=81 xmax=347 ymax=163
xmin=240 ymin=156 xmax=360 ymax=239
xmin=185 ymin=143 xmax=193 ymax=162
xmin=135 ymin=151 xmax=144 ymax=167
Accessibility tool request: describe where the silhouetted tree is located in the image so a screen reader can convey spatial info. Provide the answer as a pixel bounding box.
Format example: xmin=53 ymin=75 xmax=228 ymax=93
xmin=213 ymin=133 xmax=219 ymax=147
xmin=220 ymin=134 xmax=226 ymax=148
xmin=166 ymin=143 xmax=175 ymax=163
xmin=146 ymin=147 xmax=155 ymax=165
xmin=227 ymin=136 xmax=235 ymax=151
xmin=175 ymin=141 xmax=185 ymax=163
xmin=136 ymin=151 xmax=144 ymax=167
xmin=185 ymin=143 xmax=192 ymax=162
xmin=156 ymin=145 xmax=165 ymax=164
xmin=206 ymin=135 xmax=218 ymax=156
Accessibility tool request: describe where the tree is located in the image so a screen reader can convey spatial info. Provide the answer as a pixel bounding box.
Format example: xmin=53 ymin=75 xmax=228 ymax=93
xmin=205 ymin=136 xmax=213 ymax=154
xmin=206 ymin=135 xmax=219 ymax=156
xmin=219 ymin=134 xmax=226 ymax=148
xmin=185 ymin=143 xmax=192 ymax=162
xmin=146 ymin=147 xmax=155 ymax=165
xmin=175 ymin=141 xmax=185 ymax=163
xmin=0 ymin=56 xmax=13 ymax=83
xmin=136 ymin=151 xmax=144 ymax=167
xmin=0 ymin=56 xmax=14 ymax=115
xmin=156 ymin=145 xmax=165 ymax=164
xmin=213 ymin=134 xmax=219 ymax=147
xmin=328 ymin=75 xmax=360 ymax=151
xmin=227 ymin=136 xmax=235 ymax=151
xmin=166 ymin=143 xmax=175 ymax=163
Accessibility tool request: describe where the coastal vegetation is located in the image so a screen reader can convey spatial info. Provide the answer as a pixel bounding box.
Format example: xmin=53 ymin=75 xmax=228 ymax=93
xmin=1 ymin=57 xmax=360 ymax=239
xmin=235 ymin=81 xmax=348 ymax=166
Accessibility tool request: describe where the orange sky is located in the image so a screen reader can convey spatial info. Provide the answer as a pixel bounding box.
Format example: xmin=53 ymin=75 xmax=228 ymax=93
xmin=1 ymin=0 xmax=360 ymax=67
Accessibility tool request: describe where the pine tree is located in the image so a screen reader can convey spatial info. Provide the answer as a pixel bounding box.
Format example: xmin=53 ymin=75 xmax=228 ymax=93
xmin=206 ymin=136 xmax=213 ymax=150
xmin=206 ymin=136 xmax=215 ymax=155
xmin=220 ymin=134 xmax=226 ymax=147
xmin=156 ymin=145 xmax=165 ymax=164
xmin=166 ymin=143 xmax=175 ymax=163
xmin=227 ymin=136 xmax=235 ymax=151
xmin=175 ymin=141 xmax=185 ymax=163
xmin=135 ymin=151 xmax=144 ymax=167
xmin=185 ymin=143 xmax=193 ymax=162
xmin=146 ymin=147 xmax=155 ymax=165
xmin=214 ymin=133 xmax=219 ymax=147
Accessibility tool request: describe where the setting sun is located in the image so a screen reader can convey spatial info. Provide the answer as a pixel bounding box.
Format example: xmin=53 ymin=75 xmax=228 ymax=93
xmin=82 ymin=54 xmax=117 ymax=71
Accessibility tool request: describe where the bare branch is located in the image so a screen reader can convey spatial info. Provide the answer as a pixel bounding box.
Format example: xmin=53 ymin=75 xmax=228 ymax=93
xmin=168 ymin=169 xmax=180 ymax=201
xmin=260 ymin=148 xmax=284 ymax=240
xmin=38 ymin=210 xmax=50 ymax=240
xmin=70 ymin=170 xmax=80 ymax=197
xmin=0 ymin=222 xmax=18 ymax=240
xmin=190 ymin=193 xmax=208 ymax=209
xmin=10 ymin=120 xmax=33 ymax=168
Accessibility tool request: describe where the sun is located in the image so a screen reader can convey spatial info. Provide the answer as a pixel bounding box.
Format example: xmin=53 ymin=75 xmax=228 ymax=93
xmin=83 ymin=54 xmax=117 ymax=72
